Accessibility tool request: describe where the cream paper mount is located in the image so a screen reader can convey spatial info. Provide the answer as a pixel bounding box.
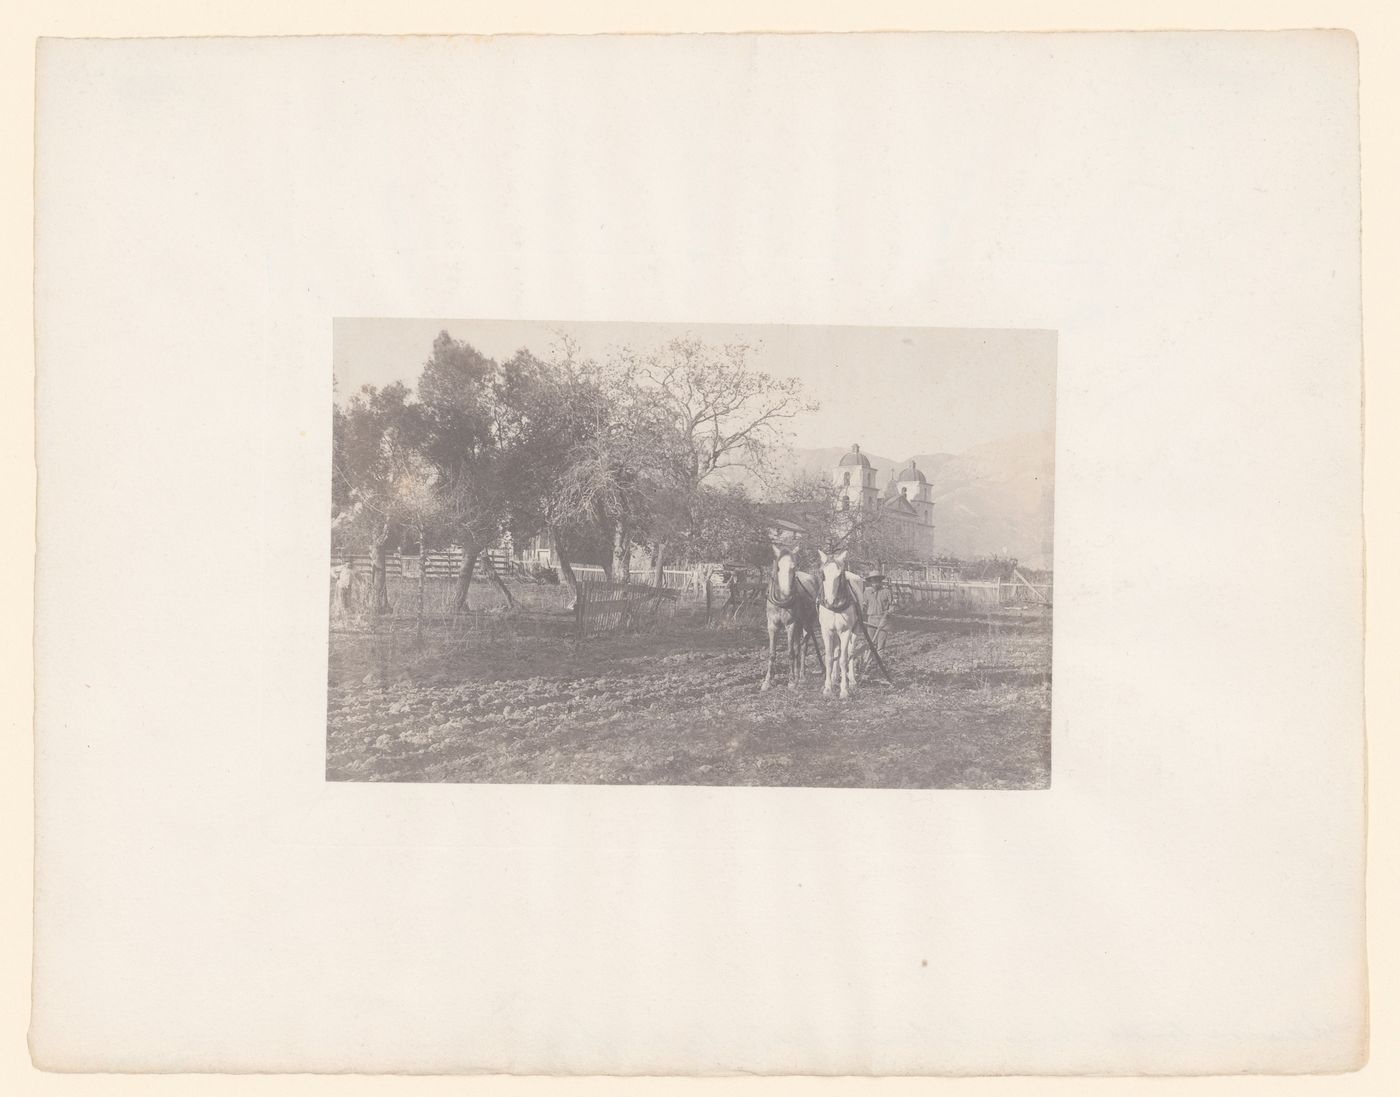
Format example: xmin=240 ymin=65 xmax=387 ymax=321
xmin=31 ymin=32 xmax=1364 ymax=1074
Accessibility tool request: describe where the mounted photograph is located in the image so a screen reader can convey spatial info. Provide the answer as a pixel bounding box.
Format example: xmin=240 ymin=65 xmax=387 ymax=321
xmin=328 ymin=319 xmax=1055 ymax=788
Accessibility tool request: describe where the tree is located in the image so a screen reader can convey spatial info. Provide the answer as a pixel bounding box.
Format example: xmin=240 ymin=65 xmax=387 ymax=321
xmin=598 ymin=337 xmax=818 ymax=577
xmin=777 ymin=471 xmax=855 ymax=562
xmin=623 ymin=337 xmax=815 ymax=489
xmin=685 ymin=482 xmax=770 ymax=568
xmin=334 ymin=332 xmax=819 ymax=626
xmin=385 ymin=447 xmax=450 ymax=645
xmin=492 ymin=342 xmax=613 ymax=604
xmin=849 ymin=508 xmax=911 ymax=574
xmin=331 ymin=381 xmax=421 ymax=620
xmin=414 ymin=332 xmax=506 ymax=611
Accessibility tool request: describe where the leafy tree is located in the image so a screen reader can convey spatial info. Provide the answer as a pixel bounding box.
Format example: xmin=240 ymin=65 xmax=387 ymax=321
xmin=331 ymin=381 xmax=422 ymax=619
xmin=332 ymin=331 xmax=820 ymax=622
xmin=414 ymin=332 xmax=507 ymax=610
xmin=776 ymin=471 xmax=853 ymax=561
xmin=386 ymin=446 xmax=452 ymax=643
xmin=680 ymin=482 xmax=766 ymax=567
xmin=492 ymin=343 xmax=611 ymax=603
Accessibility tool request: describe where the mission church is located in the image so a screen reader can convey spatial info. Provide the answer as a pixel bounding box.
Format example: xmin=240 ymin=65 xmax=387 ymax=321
xmin=832 ymin=442 xmax=937 ymax=553
xmin=765 ymin=442 xmax=937 ymax=559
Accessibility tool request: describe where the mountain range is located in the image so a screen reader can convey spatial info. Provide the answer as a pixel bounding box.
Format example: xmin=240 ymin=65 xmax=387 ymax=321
xmin=767 ymin=432 xmax=1055 ymax=569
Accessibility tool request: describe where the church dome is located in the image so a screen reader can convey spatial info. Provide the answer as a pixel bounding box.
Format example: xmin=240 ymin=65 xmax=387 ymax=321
xmin=838 ymin=443 xmax=871 ymax=468
xmin=895 ymin=460 xmax=928 ymax=484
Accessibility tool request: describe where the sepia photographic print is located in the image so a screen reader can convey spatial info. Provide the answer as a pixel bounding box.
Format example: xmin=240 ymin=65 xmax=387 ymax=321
xmin=328 ymin=320 xmax=1055 ymax=788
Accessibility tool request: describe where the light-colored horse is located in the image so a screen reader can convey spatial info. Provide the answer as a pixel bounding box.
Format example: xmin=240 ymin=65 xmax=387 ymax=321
xmin=817 ymin=549 xmax=865 ymax=700
xmin=761 ymin=545 xmax=822 ymax=691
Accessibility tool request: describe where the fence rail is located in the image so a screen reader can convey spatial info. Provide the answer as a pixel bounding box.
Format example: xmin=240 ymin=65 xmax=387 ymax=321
xmin=574 ymin=579 xmax=680 ymax=640
xmin=334 ymin=548 xmax=516 ymax=579
xmin=569 ymin=565 xmax=707 ymax=593
xmin=890 ymin=575 xmax=1052 ymax=608
xmin=333 ymin=555 xmax=1051 ymax=631
xmin=334 ymin=554 xmax=713 ymax=590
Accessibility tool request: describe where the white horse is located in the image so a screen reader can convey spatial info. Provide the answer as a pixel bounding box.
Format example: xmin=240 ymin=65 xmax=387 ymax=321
xmin=816 ymin=549 xmax=865 ymax=700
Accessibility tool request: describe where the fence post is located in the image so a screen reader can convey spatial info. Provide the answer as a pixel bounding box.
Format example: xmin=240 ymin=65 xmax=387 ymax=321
xmin=575 ymin=581 xmax=586 ymax=641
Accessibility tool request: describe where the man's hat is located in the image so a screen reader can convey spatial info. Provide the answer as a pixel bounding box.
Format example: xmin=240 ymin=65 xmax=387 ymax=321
xmin=867 ymin=573 xmax=886 ymax=584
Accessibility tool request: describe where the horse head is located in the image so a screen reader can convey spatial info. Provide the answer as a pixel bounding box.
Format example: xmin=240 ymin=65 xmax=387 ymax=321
xmin=771 ymin=543 xmax=796 ymax=599
xmin=816 ymin=549 xmax=849 ymax=606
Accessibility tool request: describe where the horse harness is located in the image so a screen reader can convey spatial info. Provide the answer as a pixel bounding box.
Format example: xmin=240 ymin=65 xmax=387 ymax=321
xmin=766 ymin=556 xmax=798 ymax=610
xmin=817 ymin=570 xmax=857 ymax=614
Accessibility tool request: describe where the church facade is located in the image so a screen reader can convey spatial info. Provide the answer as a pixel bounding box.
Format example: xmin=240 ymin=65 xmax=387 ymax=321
xmin=832 ymin=443 xmax=937 ymax=556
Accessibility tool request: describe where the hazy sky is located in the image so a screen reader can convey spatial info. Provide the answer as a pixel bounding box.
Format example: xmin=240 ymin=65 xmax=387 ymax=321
xmin=333 ymin=319 xmax=1055 ymax=458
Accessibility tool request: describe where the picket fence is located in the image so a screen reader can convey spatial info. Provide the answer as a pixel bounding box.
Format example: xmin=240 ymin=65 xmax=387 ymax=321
xmin=574 ymin=579 xmax=679 ymax=640
xmin=569 ymin=565 xmax=707 ymax=593
xmin=890 ymin=570 xmax=1052 ymax=608
xmin=333 ymin=548 xmax=514 ymax=578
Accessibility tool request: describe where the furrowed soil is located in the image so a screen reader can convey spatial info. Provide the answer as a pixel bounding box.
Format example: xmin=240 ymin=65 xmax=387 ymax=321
xmin=326 ymin=603 xmax=1052 ymax=788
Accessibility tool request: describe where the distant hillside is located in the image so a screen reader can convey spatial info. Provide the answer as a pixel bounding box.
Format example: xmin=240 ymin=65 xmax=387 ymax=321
xmin=768 ymin=433 xmax=1054 ymax=568
xmin=920 ymin=432 xmax=1054 ymax=568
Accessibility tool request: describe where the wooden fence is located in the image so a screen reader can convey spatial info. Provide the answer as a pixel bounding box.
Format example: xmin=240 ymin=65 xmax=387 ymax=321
xmin=697 ymin=573 xmax=1055 ymax=623
xmin=334 ymin=554 xmax=1051 ymax=640
xmin=890 ymin=570 xmax=1052 ymax=609
xmin=574 ymin=579 xmax=680 ymax=640
xmin=1002 ymin=568 xmax=1053 ymax=605
xmin=569 ymin=565 xmax=708 ymax=594
xmin=333 ymin=548 xmax=513 ymax=579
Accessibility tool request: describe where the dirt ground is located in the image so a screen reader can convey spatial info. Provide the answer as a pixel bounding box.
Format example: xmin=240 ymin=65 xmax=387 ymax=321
xmin=326 ymin=595 xmax=1052 ymax=789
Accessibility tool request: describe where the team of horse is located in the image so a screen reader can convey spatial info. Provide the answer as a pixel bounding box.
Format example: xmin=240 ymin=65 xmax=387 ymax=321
xmin=762 ymin=545 xmax=870 ymax=699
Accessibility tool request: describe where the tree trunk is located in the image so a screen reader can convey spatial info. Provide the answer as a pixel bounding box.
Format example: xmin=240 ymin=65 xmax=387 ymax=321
xmin=370 ymin=521 xmax=393 ymax=623
xmin=613 ymin=523 xmax=632 ymax=583
xmin=650 ymin=541 xmax=667 ymax=589
xmin=415 ymin=540 xmax=428 ymax=646
xmin=596 ymin=512 xmax=615 ymax=581
xmin=453 ymin=546 xmax=479 ymax=612
xmin=480 ymin=552 xmax=515 ymax=608
xmin=551 ymin=526 xmax=580 ymax=609
xmin=649 ymin=540 xmax=668 ymax=615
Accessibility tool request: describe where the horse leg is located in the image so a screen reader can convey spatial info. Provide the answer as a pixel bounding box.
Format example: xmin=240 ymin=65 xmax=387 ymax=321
xmin=807 ymin=614 xmax=826 ymax=677
xmin=788 ymin=619 xmax=800 ymax=690
xmin=762 ymin=624 xmax=774 ymax=691
xmin=761 ymin=621 xmax=775 ymax=691
xmin=823 ymin=626 xmax=837 ymax=697
xmin=839 ymin=630 xmax=853 ymax=700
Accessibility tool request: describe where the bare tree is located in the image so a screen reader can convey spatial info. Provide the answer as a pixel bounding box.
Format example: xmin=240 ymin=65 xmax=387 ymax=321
xmin=562 ymin=337 xmax=816 ymax=580
xmin=623 ymin=336 xmax=816 ymax=490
